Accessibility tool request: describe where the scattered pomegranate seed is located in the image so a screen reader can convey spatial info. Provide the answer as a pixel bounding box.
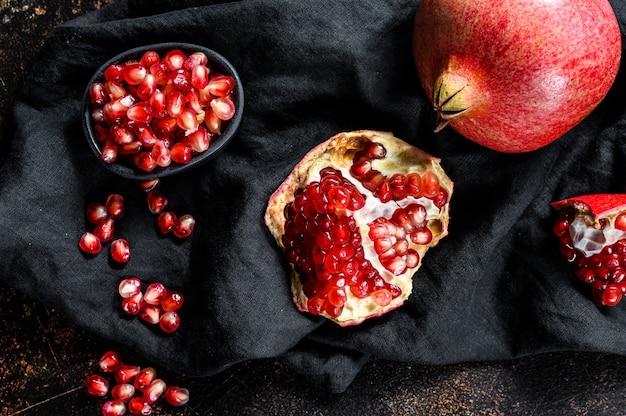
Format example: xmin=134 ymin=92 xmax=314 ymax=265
xmin=161 ymin=291 xmax=184 ymax=312
xmin=143 ymin=282 xmax=166 ymax=305
xmin=121 ymin=293 xmax=143 ymax=315
xmin=118 ymin=277 xmax=142 ymax=298
xmin=111 ymin=383 xmax=136 ymax=402
xmin=139 ymin=303 xmax=161 ymax=325
xmin=94 ymin=217 xmax=115 ymax=243
xmin=143 ymin=379 xmax=167 ymax=404
xmin=173 ymin=214 xmax=195 ymax=238
xmin=115 ymin=364 xmax=141 ymax=384
xmin=128 ymin=397 xmax=153 ymax=415
xmin=159 ymin=311 xmax=180 ymax=333
xmin=157 ymin=211 xmax=177 ymax=234
xmin=146 ymin=190 xmax=168 ymax=214
xmin=164 ymin=386 xmax=190 ymax=406
xmin=110 ymin=238 xmax=131 ymax=263
xmin=85 ymin=374 xmax=109 ymax=396
xmin=88 ymin=48 xmax=238 ymax=172
xmin=102 ymin=400 xmax=126 ymax=416
xmin=136 ymin=178 xmax=161 ymax=192
xmin=99 ymin=351 xmax=123 ymax=372
xmin=133 ymin=367 xmax=157 ymax=392
xmin=86 ymin=203 xmax=108 ymax=224
xmin=106 ymin=194 xmax=125 ymax=220
xmin=79 ymin=231 xmax=102 ymax=254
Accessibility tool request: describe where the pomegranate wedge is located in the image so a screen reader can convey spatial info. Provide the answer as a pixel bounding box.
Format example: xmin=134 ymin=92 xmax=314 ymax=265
xmin=265 ymin=130 xmax=453 ymax=326
xmin=552 ymin=194 xmax=626 ymax=307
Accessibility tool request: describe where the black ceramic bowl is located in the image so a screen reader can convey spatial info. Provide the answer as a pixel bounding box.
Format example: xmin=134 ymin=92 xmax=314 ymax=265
xmin=82 ymin=42 xmax=244 ymax=180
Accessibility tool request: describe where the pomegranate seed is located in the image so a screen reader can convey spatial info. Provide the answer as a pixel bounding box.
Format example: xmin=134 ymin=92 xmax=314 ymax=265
xmin=169 ymin=68 xmax=192 ymax=92
xmin=115 ymin=364 xmax=141 ymax=384
xmin=191 ymin=64 xmax=209 ymax=89
xmin=161 ymin=291 xmax=184 ymax=311
xmin=134 ymin=367 xmax=157 ymax=392
xmin=79 ymin=232 xmax=102 ymax=254
xmin=170 ymin=142 xmax=192 ymax=164
xmin=119 ymin=141 xmax=143 ymax=156
xmin=89 ymin=82 xmax=107 ymax=105
xmin=85 ymin=374 xmax=109 ymax=396
xmin=118 ymin=277 xmax=142 ymax=298
xmin=99 ymin=351 xmax=123 ymax=372
xmin=104 ymin=64 xmax=124 ymax=82
xmin=143 ymin=282 xmax=166 ymax=305
xmin=205 ymin=109 xmax=221 ymax=134
xmin=134 ymin=125 xmax=158 ymax=148
xmin=148 ymin=89 xmax=168 ymax=118
xmin=86 ymin=203 xmax=108 ymax=224
xmin=106 ymin=194 xmax=125 ymax=220
xmin=93 ymin=124 xmax=110 ymax=142
xmin=128 ymin=397 xmax=152 ymax=415
xmin=135 ymin=151 xmax=157 ymax=172
xmin=616 ymin=213 xmax=626 ymax=231
xmin=136 ymin=178 xmax=161 ymax=192
xmin=185 ymin=51 xmax=208 ymax=69
xmin=166 ymin=90 xmax=185 ymax=118
xmin=110 ymin=125 xmax=134 ymax=145
xmin=143 ymin=379 xmax=167 ymax=404
xmin=163 ymin=49 xmax=186 ymax=70
xmin=149 ymin=63 xmax=170 ymax=85
xmin=152 ymin=117 xmax=178 ymax=135
xmin=139 ymin=303 xmax=161 ymax=324
xmin=140 ymin=51 xmax=160 ymax=69
xmin=121 ymin=292 xmax=143 ymax=315
xmin=146 ymin=190 xmax=168 ymax=214
xmin=104 ymin=81 xmax=127 ymax=101
xmin=159 ymin=311 xmax=181 ymax=333
xmin=164 ymin=386 xmax=190 ymax=406
xmin=102 ymin=400 xmax=126 ymax=416
xmin=176 ymin=108 xmax=199 ymax=132
xmin=123 ymin=63 xmax=147 ymax=85
xmin=111 ymin=383 xmax=136 ymax=402
xmin=173 ymin=214 xmax=195 ymax=238
xmin=94 ymin=217 xmax=115 ymax=243
xmin=207 ymin=74 xmax=235 ymax=97
xmin=150 ymin=140 xmax=172 ymax=167
xmin=157 ymin=212 xmax=177 ymax=234
xmin=420 ymin=171 xmax=440 ymax=198
xmin=127 ymin=102 xmax=152 ymax=123
xmin=101 ymin=140 xmax=119 ymax=164
xmin=110 ymin=238 xmax=131 ymax=263
xmin=186 ymin=126 xmax=210 ymax=153
xmin=210 ymin=97 xmax=236 ymax=121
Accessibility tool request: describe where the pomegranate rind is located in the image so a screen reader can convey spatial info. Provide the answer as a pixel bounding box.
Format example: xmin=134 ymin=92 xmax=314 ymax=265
xmin=265 ymin=130 xmax=453 ymax=326
xmin=551 ymin=194 xmax=626 ymax=228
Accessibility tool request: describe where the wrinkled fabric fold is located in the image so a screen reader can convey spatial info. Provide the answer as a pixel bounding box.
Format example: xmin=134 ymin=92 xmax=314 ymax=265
xmin=2 ymin=0 xmax=626 ymax=393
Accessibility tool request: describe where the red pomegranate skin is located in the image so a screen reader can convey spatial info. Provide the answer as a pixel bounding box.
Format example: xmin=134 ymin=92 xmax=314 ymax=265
xmin=412 ymin=0 xmax=622 ymax=153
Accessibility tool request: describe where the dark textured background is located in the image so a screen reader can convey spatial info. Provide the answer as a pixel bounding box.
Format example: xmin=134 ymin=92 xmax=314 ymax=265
xmin=3 ymin=1 xmax=626 ymax=415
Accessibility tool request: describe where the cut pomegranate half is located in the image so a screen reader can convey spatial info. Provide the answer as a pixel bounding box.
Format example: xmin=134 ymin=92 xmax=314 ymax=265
xmin=265 ymin=130 xmax=453 ymax=326
xmin=552 ymin=194 xmax=626 ymax=307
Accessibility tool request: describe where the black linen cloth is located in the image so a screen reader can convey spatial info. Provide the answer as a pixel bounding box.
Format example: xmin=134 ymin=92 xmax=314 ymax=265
xmin=2 ymin=0 xmax=626 ymax=393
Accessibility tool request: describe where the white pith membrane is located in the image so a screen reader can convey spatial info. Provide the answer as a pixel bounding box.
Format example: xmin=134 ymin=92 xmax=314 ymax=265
xmin=265 ymin=130 xmax=452 ymax=326
xmin=569 ymin=216 xmax=626 ymax=257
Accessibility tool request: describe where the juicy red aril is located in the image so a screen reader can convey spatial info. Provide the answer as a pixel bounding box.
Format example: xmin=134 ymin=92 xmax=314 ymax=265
xmin=99 ymin=350 xmax=123 ymax=372
xmin=143 ymin=379 xmax=167 ymax=404
xmin=94 ymin=217 xmax=115 ymax=243
xmin=159 ymin=311 xmax=180 ymax=333
xmin=102 ymin=400 xmax=126 ymax=416
xmin=79 ymin=232 xmax=102 ymax=254
xmin=133 ymin=367 xmax=157 ymax=392
xmin=106 ymin=194 xmax=125 ymax=220
xmin=173 ymin=214 xmax=195 ymax=238
xmin=122 ymin=293 xmax=143 ymax=315
xmin=111 ymin=383 xmax=136 ymax=402
xmin=157 ymin=211 xmax=177 ymax=234
xmin=86 ymin=202 xmax=108 ymax=224
xmin=139 ymin=303 xmax=161 ymax=325
xmin=89 ymin=48 xmax=238 ymax=172
xmin=128 ymin=397 xmax=153 ymax=415
xmin=115 ymin=364 xmax=141 ymax=384
xmin=164 ymin=386 xmax=190 ymax=406
xmin=85 ymin=374 xmax=109 ymax=396
xmin=119 ymin=277 xmax=142 ymax=298
xmin=143 ymin=282 xmax=166 ymax=305
xmin=170 ymin=142 xmax=193 ymax=164
xmin=136 ymin=178 xmax=161 ymax=192
xmin=110 ymin=238 xmax=130 ymax=263
xmin=161 ymin=291 xmax=184 ymax=311
xmin=146 ymin=190 xmax=168 ymax=214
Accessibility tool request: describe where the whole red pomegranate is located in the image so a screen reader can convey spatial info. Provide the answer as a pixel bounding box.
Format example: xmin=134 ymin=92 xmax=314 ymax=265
xmin=552 ymin=194 xmax=626 ymax=307
xmin=412 ymin=0 xmax=621 ymax=153
xmin=265 ymin=130 xmax=453 ymax=326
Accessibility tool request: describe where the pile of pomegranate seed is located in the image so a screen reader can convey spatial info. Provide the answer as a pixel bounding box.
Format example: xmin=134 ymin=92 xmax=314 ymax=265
xmin=79 ymin=193 xmax=131 ymax=264
xmin=86 ymin=351 xmax=190 ymax=415
xmin=119 ymin=277 xmax=184 ymax=333
xmin=88 ymin=48 xmax=237 ymax=173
